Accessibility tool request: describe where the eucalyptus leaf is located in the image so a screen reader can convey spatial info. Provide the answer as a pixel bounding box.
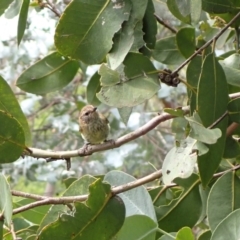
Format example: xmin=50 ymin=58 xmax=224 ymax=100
xmin=55 ymin=0 xmax=132 ymax=64
xmin=17 ymin=0 xmax=30 ymax=45
xmin=153 ymin=36 xmax=185 ymax=65
xmin=87 ymin=72 xmax=101 ymax=106
xmin=118 ymin=107 xmax=132 ymax=126
xmin=162 ymin=137 xmax=197 ymax=185
xmin=17 ymin=52 xmax=79 ymax=94
xmin=0 ymin=76 xmax=31 ymax=145
xmin=0 ymin=174 xmax=12 ymax=227
xmin=0 ymin=0 xmax=14 ymax=16
xmin=99 ymin=64 xmax=120 ymax=86
xmin=0 ymin=110 xmax=25 ymax=163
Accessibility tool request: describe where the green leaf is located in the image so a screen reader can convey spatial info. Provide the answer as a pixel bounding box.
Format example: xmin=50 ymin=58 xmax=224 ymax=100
xmin=0 ymin=174 xmax=12 ymax=227
xmin=4 ymin=0 xmax=22 ymax=19
xmin=14 ymin=199 xmax=50 ymax=225
xmin=152 ymin=36 xmax=185 ymax=65
xmin=176 ymin=27 xmax=195 ymax=58
xmin=130 ymin=21 xmax=145 ymax=52
xmin=202 ymin=0 xmax=240 ymax=14
xmin=164 ymin=108 xmax=185 ymax=117
xmin=162 ymin=137 xmax=197 ymax=185
xmin=189 ymin=0 xmax=201 ymax=24
xmin=0 ymin=110 xmax=25 ymax=163
xmin=115 ymin=215 xmax=157 ymax=240
xmin=104 ymin=170 xmax=157 ymax=222
xmin=17 ymin=52 xmax=79 ymax=94
xmin=186 ymin=56 xmax=202 ymax=115
xmin=118 ymin=107 xmax=132 ymax=126
xmin=0 ymin=76 xmax=31 ymax=145
xmin=228 ymin=97 xmax=240 ymax=123
xmin=207 ymin=171 xmax=240 ymax=232
xmin=97 ymin=76 xmax=159 ymax=107
xmin=0 ymin=0 xmax=14 ymax=16
xmin=86 ymin=72 xmax=101 ymax=106
xmin=197 ymin=230 xmax=212 ymax=240
xmin=176 ymin=227 xmax=194 ymax=240
xmin=167 ymin=0 xmax=191 ymax=24
xmin=38 ymin=175 xmax=97 ymax=233
xmin=40 ymin=179 xmax=125 ymax=239
xmin=55 ymin=0 xmax=131 ymax=64
xmin=99 ymin=64 xmax=120 ymax=86
xmin=185 ymin=113 xmax=222 ymax=144
xmin=108 ymin=0 xmax=148 ymax=69
xmin=17 ymin=0 xmax=30 ymax=46
xmin=142 ymin=0 xmax=157 ymax=49
xmin=197 ymin=53 xmax=228 ymax=187
xmin=156 ymin=174 xmax=201 ymax=232
xmin=97 ymin=53 xmax=159 ymax=107
xmin=223 ymin=136 xmax=240 ymax=158
xmin=220 ymin=53 xmax=240 ymax=87
xmin=211 ymin=209 xmax=240 ymax=240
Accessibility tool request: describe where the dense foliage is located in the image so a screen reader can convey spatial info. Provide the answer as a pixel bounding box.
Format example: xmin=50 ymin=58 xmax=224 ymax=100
xmin=1 ymin=0 xmax=240 ymax=239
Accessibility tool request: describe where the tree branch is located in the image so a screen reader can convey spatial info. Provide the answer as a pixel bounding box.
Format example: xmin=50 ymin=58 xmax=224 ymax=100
xmin=23 ymin=91 xmax=240 ymax=161
xmin=154 ymin=14 xmax=177 ymax=34
xmin=171 ymin=11 xmax=240 ymax=76
xmin=6 ymin=165 xmax=240 ymax=217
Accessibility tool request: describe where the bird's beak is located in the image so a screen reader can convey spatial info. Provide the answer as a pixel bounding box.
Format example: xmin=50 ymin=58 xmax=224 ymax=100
xmin=93 ymin=107 xmax=97 ymax=112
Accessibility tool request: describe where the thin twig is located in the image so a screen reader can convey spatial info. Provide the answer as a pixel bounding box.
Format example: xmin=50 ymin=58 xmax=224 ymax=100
xmin=171 ymin=11 xmax=240 ymax=76
xmin=208 ymin=111 xmax=229 ymax=129
xmin=154 ymin=14 xmax=177 ymax=34
xmin=42 ymin=0 xmax=61 ymax=17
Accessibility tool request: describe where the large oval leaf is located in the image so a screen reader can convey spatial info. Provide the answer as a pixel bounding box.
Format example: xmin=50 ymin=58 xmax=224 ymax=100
xmin=197 ymin=53 xmax=228 ymax=187
xmin=104 ymin=170 xmax=157 ymax=222
xmin=97 ymin=53 xmax=160 ymax=107
xmin=207 ymin=171 xmax=240 ymax=232
xmin=0 ymin=0 xmax=14 ymax=16
xmin=39 ymin=179 xmax=125 ymax=239
xmin=16 ymin=52 xmax=79 ymax=94
xmin=0 ymin=76 xmax=31 ymax=145
xmin=0 ymin=110 xmax=25 ymax=163
xmin=54 ymin=0 xmax=131 ymax=64
xmin=152 ymin=36 xmax=185 ymax=65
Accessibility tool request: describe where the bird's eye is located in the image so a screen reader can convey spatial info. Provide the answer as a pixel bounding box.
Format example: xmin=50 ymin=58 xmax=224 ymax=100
xmin=85 ymin=112 xmax=89 ymax=116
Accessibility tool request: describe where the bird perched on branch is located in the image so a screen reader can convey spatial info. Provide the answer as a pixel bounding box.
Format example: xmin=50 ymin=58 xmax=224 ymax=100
xmin=79 ymin=105 xmax=110 ymax=144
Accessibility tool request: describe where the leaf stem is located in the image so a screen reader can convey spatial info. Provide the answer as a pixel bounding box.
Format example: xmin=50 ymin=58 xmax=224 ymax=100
xmin=157 ymin=228 xmax=175 ymax=239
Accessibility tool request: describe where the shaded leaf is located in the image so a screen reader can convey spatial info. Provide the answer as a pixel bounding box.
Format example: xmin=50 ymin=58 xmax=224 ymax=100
xmin=86 ymin=72 xmax=101 ymax=106
xmin=104 ymin=170 xmax=157 ymax=222
xmin=167 ymin=0 xmax=191 ymax=24
xmin=99 ymin=64 xmax=120 ymax=86
xmin=4 ymin=0 xmax=22 ymax=19
xmin=164 ymin=108 xmax=185 ymax=117
xmin=207 ymin=171 xmax=240 ymax=232
xmin=108 ymin=0 xmax=147 ymax=69
xmin=97 ymin=53 xmax=159 ymax=107
xmin=162 ymin=137 xmax=197 ymax=185
xmin=186 ymin=113 xmax=222 ymax=144
xmin=211 ymin=209 xmax=240 ymax=240
xmin=115 ymin=215 xmax=157 ymax=240
xmin=0 ymin=110 xmax=25 ymax=163
xmin=176 ymin=27 xmax=195 ymax=58
xmin=55 ymin=0 xmax=132 ymax=64
xmin=142 ymin=0 xmax=157 ymax=49
xmin=228 ymin=97 xmax=240 ymax=123
xmin=17 ymin=52 xmax=79 ymax=94
xmin=153 ymin=36 xmax=185 ymax=65
xmin=189 ymin=0 xmax=201 ymax=24
xmin=197 ymin=230 xmax=211 ymax=240
xmin=14 ymin=199 xmax=50 ymax=225
xmin=223 ymin=136 xmax=240 ymax=158
xmin=156 ymin=174 xmax=201 ymax=233
xmin=17 ymin=0 xmax=30 ymax=45
xmin=39 ymin=179 xmax=125 ymax=239
xmin=0 ymin=0 xmax=14 ymax=16
xmin=0 ymin=174 xmax=12 ymax=227
xmin=220 ymin=53 xmax=240 ymax=87
xmin=0 ymin=76 xmax=31 ymax=145
xmin=197 ymin=53 xmax=228 ymax=187
xmin=118 ymin=107 xmax=132 ymax=126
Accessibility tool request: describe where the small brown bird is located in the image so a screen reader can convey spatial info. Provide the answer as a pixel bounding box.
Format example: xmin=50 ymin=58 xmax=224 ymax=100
xmin=79 ymin=105 xmax=110 ymax=144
